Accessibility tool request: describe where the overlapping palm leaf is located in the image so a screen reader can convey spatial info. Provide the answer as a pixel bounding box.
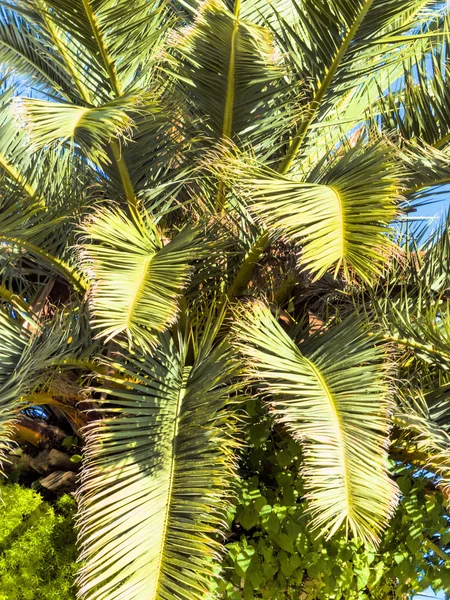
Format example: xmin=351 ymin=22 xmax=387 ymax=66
xmin=233 ymin=301 xmax=398 ymax=545
xmin=76 ymin=331 xmax=240 ymax=600
xmin=0 ymin=5 xmax=77 ymax=98
xmin=0 ymin=1 xmax=449 ymax=596
xmin=0 ymin=303 xmax=95 ymax=472
xmin=81 ymin=207 xmax=205 ymax=349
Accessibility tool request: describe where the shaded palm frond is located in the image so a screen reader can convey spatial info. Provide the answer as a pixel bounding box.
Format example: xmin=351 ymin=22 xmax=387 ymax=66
xmin=0 ymin=5 xmax=76 ymax=98
xmin=371 ymin=38 xmax=450 ymax=151
xmin=394 ymin=404 xmax=450 ymax=504
xmin=0 ymin=308 xmax=30 ymax=473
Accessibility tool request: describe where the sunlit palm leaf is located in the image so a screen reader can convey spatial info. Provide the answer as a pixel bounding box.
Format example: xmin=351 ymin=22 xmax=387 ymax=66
xmin=81 ymin=207 xmax=203 ymax=348
xmin=233 ymin=301 xmax=398 ymax=545
xmin=14 ymin=0 xmax=169 ymax=100
xmin=168 ymin=0 xmax=286 ymax=148
xmin=210 ymin=139 xmax=401 ymax=281
xmin=14 ymin=95 xmax=150 ymax=165
xmin=76 ymin=332 xmax=240 ymax=600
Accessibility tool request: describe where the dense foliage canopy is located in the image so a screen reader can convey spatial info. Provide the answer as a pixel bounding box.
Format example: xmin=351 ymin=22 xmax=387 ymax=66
xmin=0 ymin=482 xmax=77 ymax=599
xmin=0 ymin=0 xmax=450 ymax=598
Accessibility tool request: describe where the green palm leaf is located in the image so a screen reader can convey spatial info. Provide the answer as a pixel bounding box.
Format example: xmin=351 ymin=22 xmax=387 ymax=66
xmin=233 ymin=301 xmax=398 ymax=545
xmin=211 ymin=139 xmax=401 ymax=281
xmin=81 ymin=208 xmax=203 ymax=348
xmin=0 ymin=5 xmax=75 ymax=97
xmin=373 ymin=39 xmax=450 ymax=151
xmin=15 ymin=95 xmax=149 ymax=165
xmin=25 ymin=0 xmax=169 ymax=99
xmin=168 ymin=0 xmax=286 ymax=148
xmin=0 ymin=309 xmax=29 ymax=474
xmin=76 ymin=332 xmax=240 ymax=600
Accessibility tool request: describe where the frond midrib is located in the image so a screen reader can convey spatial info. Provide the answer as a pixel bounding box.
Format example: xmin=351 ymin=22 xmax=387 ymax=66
xmin=0 ymin=234 xmax=87 ymax=292
xmin=216 ymin=0 xmax=241 ymax=212
xmin=124 ymin=254 xmax=152 ymax=334
xmin=328 ymin=184 xmax=346 ymax=264
xmin=303 ymin=354 xmax=354 ymax=524
xmin=152 ymin=365 xmax=191 ymax=599
xmin=78 ymin=0 xmax=142 ymax=222
xmin=0 ymin=153 xmax=39 ymax=203
xmin=80 ymin=0 xmax=123 ymax=97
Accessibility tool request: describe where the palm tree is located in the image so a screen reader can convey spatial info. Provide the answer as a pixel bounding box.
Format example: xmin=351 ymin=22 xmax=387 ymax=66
xmin=0 ymin=0 xmax=449 ymax=598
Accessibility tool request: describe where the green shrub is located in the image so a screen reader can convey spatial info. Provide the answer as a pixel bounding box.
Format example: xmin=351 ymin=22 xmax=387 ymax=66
xmin=0 ymin=482 xmax=77 ymax=600
xmin=217 ymin=401 xmax=450 ymax=599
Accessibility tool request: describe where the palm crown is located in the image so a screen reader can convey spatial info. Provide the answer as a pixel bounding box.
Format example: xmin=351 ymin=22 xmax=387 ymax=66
xmin=0 ymin=1 xmax=450 ymax=598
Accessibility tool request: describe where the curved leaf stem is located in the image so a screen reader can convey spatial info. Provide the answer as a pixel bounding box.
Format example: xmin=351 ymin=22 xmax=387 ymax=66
xmin=0 ymin=285 xmax=31 ymax=314
xmin=278 ymin=0 xmax=376 ymax=175
xmin=0 ymin=154 xmax=40 ymax=205
xmin=0 ymin=235 xmax=87 ymax=293
xmin=80 ymin=0 xmax=123 ymax=97
xmin=405 ymin=176 xmax=450 ymax=196
xmin=216 ymin=0 xmax=241 ymax=212
xmin=226 ymin=230 xmax=269 ymax=300
xmin=110 ymin=139 xmax=143 ymax=225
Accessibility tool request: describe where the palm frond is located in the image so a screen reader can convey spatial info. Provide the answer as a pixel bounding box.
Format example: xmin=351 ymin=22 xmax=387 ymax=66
xmin=80 ymin=207 xmax=203 ymax=349
xmin=394 ymin=405 xmax=450 ymax=504
xmin=210 ymin=139 xmax=401 ymax=281
xmin=0 ymin=308 xmax=30 ymax=473
xmin=372 ymin=267 xmax=450 ymax=371
xmin=14 ymin=94 xmax=151 ymax=165
xmin=233 ymin=301 xmax=398 ymax=546
xmin=371 ymin=37 xmax=450 ymax=150
xmin=76 ymin=331 xmax=240 ymax=600
xmin=271 ymin=0 xmax=446 ymax=172
xmin=167 ymin=0 xmax=287 ymax=149
xmin=0 ymin=5 xmax=75 ymax=97
xmin=20 ymin=0 xmax=170 ymax=100
xmin=0 ymin=184 xmax=87 ymax=292
xmin=398 ymin=141 xmax=450 ymax=201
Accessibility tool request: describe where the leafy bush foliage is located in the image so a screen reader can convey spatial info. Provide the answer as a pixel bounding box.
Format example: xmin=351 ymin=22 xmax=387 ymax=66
xmin=0 ymin=482 xmax=77 ymax=600
xmin=217 ymin=402 xmax=450 ymax=599
xmin=1 ymin=417 xmax=450 ymax=600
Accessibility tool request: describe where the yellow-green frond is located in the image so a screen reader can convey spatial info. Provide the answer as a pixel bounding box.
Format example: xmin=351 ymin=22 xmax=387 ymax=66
xmin=76 ymin=333 xmax=240 ymax=600
xmin=233 ymin=301 xmax=398 ymax=546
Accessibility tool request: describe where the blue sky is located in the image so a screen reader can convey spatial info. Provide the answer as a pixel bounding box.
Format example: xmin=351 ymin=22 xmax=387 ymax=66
xmin=406 ymin=185 xmax=450 ymax=242
xmin=415 ymin=590 xmax=446 ymax=599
